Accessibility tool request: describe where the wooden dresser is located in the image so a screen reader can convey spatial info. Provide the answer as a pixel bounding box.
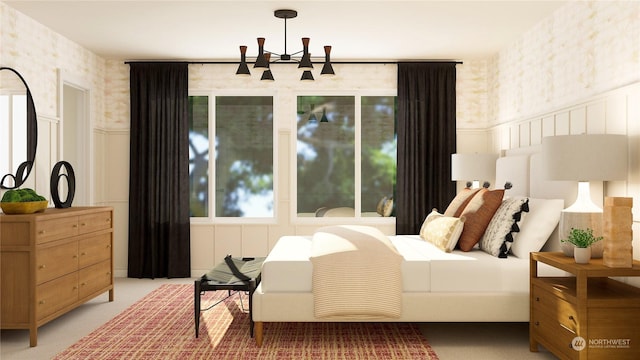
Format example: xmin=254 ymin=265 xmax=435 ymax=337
xmin=0 ymin=206 xmax=114 ymax=347
xmin=530 ymin=252 xmax=640 ymax=360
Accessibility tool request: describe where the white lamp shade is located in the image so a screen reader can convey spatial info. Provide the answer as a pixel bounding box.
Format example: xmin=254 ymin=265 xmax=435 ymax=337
xmin=451 ymin=153 xmax=498 ymax=182
xmin=542 ymin=134 xmax=628 ymax=181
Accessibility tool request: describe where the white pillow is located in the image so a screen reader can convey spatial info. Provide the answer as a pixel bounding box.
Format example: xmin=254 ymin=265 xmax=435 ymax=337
xmin=419 ymin=209 xmax=465 ymax=252
xmin=479 ymin=197 xmax=529 ymax=257
xmin=510 ymin=198 xmax=564 ymax=258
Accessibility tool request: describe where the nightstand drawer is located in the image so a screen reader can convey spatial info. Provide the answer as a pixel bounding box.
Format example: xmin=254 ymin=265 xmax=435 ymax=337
xmin=531 ymin=308 xmax=579 ymax=360
xmin=532 ymin=284 xmax=580 ymax=333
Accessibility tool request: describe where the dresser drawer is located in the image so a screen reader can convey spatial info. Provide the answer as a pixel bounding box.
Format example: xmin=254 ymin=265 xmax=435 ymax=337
xmin=36 ymin=216 xmax=79 ymax=244
xmin=78 ymin=260 xmax=112 ymax=299
xmin=78 ymin=233 xmax=112 ymax=268
xmin=36 ymin=272 xmax=79 ymax=320
xmin=36 ymin=241 xmax=78 ymax=285
xmin=78 ymin=211 xmax=112 ymax=235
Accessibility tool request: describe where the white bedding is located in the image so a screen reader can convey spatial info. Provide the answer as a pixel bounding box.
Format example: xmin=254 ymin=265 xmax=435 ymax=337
xmin=260 ymin=234 xmax=536 ymax=294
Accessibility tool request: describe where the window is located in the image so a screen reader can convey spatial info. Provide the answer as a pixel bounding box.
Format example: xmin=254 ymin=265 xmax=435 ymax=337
xmin=188 ymin=95 xmax=274 ymax=218
xmin=360 ymin=96 xmax=396 ymax=214
xmin=296 ymin=95 xmax=396 ymax=217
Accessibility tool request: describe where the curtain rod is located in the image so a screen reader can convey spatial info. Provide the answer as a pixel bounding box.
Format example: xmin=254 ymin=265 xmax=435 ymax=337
xmin=124 ymin=60 xmax=463 ymax=65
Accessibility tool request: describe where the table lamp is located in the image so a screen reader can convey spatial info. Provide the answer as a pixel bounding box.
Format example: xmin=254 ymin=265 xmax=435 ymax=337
xmin=451 ymin=153 xmax=498 ymax=189
xmin=541 ymin=134 xmax=628 ymax=256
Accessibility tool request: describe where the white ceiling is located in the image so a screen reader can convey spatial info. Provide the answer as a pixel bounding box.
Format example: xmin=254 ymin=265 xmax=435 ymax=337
xmin=5 ymin=0 xmax=567 ymax=61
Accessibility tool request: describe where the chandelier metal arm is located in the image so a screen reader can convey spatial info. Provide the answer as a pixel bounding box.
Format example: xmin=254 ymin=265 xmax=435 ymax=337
xmin=237 ymin=9 xmax=330 ymax=80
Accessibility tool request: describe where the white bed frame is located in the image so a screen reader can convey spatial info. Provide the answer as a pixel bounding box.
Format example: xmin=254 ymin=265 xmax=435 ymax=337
xmin=252 ymin=148 xmax=571 ymax=346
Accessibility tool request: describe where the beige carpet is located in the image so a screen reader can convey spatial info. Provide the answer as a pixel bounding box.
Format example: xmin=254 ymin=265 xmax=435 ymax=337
xmin=53 ymin=284 xmax=439 ymax=359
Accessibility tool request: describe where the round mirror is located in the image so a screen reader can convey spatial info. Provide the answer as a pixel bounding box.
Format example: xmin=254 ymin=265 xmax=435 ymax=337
xmin=0 ymin=67 xmax=38 ymax=189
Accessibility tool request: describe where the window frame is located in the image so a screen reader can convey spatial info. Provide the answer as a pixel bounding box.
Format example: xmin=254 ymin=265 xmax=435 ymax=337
xmin=188 ymin=90 xmax=279 ymax=225
xmin=292 ymin=89 xmax=397 ymax=224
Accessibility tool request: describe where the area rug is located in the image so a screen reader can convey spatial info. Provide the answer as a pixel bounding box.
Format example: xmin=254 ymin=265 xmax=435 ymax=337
xmin=54 ymin=284 xmax=439 ymax=359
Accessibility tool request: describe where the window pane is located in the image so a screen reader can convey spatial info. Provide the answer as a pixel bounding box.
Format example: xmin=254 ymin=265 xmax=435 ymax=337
xmin=216 ymin=96 xmax=274 ymax=217
xmin=188 ymin=96 xmax=209 ymax=217
xmin=297 ymin=96 xmax=355 ymax=215
xmin=361 ymin=96 xmax=396 ymax=216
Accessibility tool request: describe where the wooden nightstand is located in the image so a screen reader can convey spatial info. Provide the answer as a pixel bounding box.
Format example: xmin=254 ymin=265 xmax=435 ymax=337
xmin=529 ymin=252 xmax=640 ymax=360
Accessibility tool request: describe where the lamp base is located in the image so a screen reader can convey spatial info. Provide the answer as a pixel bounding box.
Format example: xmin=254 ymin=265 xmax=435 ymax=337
xmin=559 ymin=211 xmax=604 ymax=258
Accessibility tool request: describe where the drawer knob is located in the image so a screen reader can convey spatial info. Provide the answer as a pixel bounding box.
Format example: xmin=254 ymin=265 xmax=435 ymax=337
xmin=106 ymin=218 xmax=111 ymax=222
xmin=73 ymin=224 xmax=78 ymax=228
xmin=39 ymin=300 xmax=45 ymax=305
xmin=535 ymin=297 xmax=540 ymax=302
xmin=38 ymin=264 xmax=46 ymax=269
xmin=535 ymin=321 xmax=539 ymax=326
xmin=81 ymin=222 xmax=87 ymax=226
xmin=81 ymin=252 xmax=87 ymax=256
xmin=39 ymin=230 xmax=46 ymax=235
xmin=81 ymin=282 xmax=87 ymax=286
xmin=73 ymin=255 xmax=78 ymax=259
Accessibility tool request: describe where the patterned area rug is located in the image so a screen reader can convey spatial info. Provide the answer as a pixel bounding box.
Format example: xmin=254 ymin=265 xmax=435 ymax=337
xmin=54 ymin=284 xmax=439 ymax=359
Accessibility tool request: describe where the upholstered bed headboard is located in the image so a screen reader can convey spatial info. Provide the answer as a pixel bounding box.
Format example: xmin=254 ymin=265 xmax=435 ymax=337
xmin=495 ymin=146 xmax=576 ymax=252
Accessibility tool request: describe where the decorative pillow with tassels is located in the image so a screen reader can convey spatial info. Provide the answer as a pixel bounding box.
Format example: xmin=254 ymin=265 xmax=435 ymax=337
xmin=479 ymin=197 xmax=530 ymax=257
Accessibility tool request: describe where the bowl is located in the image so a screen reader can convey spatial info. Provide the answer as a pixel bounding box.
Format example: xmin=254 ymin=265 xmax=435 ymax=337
xmin=1 ymin=201 xmax=48 ymax=214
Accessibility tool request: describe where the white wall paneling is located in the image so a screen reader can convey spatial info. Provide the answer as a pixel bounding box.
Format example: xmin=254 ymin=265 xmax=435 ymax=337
xmin=586 ymin=101 xmax=606 ymax=134
xmin=555 ymin=112 xmax=570 ymax=135
xmin=519 ymin=122 xmax=531 ymax=147
xmin=489 ymin=82 xmax=640 ymax=261
xmin=190 ymin=224 xmax=215 ymax=277
xmin=570 ymin=107 xmax=587 ymax=134
xmin=627 ymin=87 xmax=640 ymax=222
xmin=530 ymin=119 xmax=542 ymax=145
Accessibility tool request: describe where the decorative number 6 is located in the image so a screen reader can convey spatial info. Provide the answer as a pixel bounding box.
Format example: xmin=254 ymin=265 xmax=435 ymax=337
xmin=50 ymin=161 xmax=76 ymax=208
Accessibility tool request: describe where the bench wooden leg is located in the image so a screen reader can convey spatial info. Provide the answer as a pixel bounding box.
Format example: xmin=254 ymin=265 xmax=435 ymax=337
xmin=254 ymin=321 xmax=263 ymax=346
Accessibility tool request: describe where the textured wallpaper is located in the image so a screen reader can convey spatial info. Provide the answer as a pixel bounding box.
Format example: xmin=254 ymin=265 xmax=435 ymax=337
xmin=486 ymin=0 xmax=640 ymax=127
xmin=2 ymin=1 xmax=639 ymax=131
xmin=1 ymin=3 xmax=106 ymax=126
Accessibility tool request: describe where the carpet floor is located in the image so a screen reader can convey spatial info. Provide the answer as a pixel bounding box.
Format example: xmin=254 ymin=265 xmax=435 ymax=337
xmin=53 ymin=284 xmax=439 ymax=359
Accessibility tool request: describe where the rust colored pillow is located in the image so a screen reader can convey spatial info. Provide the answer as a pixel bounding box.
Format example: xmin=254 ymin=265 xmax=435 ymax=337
xmin=443 ymin=187 xmax=481 ymax=217
xmin=457 ymin=188 xmax=505 ymax=251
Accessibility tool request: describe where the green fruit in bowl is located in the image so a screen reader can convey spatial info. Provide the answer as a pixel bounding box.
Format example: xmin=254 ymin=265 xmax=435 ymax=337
xmin=1 ymin=189 xmax=48 ymax=214
xmin=1 ymin=188 xmax=47 ymax=202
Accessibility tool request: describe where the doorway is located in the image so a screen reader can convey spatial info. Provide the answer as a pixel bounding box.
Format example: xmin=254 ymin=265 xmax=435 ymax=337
xmin=62 ymin=82 xmax=91 ymax=206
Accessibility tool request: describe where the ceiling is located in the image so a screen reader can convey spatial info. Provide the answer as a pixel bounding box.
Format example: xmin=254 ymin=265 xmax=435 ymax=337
xmin=5 ymin=0 xmax=567 ymax=61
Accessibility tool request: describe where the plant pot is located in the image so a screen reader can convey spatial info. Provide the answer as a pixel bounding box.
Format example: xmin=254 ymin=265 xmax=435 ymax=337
xmin=574 ymin=247 xmax=591 ymax=264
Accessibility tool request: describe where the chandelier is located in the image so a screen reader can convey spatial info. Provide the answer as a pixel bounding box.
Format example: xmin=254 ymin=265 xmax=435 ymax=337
xmin=236 ymin=9 xmax=335 ymax=81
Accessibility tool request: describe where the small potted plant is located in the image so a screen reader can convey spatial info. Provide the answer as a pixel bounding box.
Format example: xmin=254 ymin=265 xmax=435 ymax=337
xmin=561 ymin=228 xmax=603 ymax=264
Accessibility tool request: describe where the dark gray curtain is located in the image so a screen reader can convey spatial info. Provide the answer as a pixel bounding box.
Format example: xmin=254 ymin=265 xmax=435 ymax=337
xmin=396 ymin=62 xmax=457 ymax=234
xmin=128 ymin=62 xmax=191 ymax=278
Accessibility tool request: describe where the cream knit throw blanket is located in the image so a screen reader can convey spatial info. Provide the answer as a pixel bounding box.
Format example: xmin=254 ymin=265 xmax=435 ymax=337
xmin=310 ymin=225 xmax=403 ymax=320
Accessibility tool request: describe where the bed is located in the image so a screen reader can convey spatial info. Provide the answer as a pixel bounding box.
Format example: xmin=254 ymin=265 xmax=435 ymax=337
xmin=252 ymin=148 xmax=573 ymax=346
